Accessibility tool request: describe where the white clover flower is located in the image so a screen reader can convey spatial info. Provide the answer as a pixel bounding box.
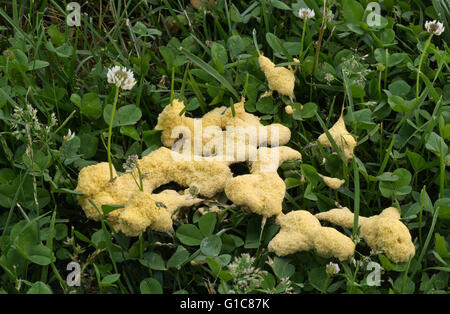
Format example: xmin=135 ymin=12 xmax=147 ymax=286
xmin=63 ymin=129 xmax=75 ymax=142
xmin=50 ymin=112 xmax=58 ymax=127
xmin=327 ymin=10 xmax=334 ymax=22
xmin=324 ymin=73 xmax=334 ymax=84
xmin=107 ymin=65 xmax=137 ymax=90
xmin=299 ymin=8 xmax=315 ymax=20
xmin=326 ymin=262 xmax=340 ymax=277
xmin=123 ymin=154 xmax=139 ymax=173
xmin=425 ymin=20 xmax=445 ymax=36
xmin=320 ymin=7 xmax=334 ymax=22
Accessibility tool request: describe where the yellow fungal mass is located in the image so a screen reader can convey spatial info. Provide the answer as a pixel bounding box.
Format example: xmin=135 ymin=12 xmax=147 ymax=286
xmin=137 ymin=147 xmax=233 ymax=198
xmin=313 ymin=227 xmax=356 ymax=262
xmin=258 ymin=55 xmax=295 ymax=97
xmin=119 ymin=191 xmax=173 ymax=236
xmin=317 ymin=114 xmax=357 ymax=160
xmin=251 ymin=146 xmax=302 ymax=173
xmin=225 ymin=172 xmax=286 ymax=217
xmin=75 ymin=147 xmax=232 ymax=235
xmin=268 ymin=210 xmax=355 ymax=261
xmin=76 ymin=95 xmax=301 ymax=236
xmin=360 ymin=207 xmax=415 ymax=263
xmin=316 ymin=207 xmax=415 ymax=263
xmin=75 ymin=90 xmax=416 ymax=266
xmin=78 ymin=191 xmax=117 ymax=221
xmin=225 ymin=146 xmax=302 ymax=217
xmin=315 ymin=207 xmax=366 ymax=229
xmin=76 ymin=162 xmax=115 ymax=197
xmin=154 ymin=99 xmax=194 ymax=148
xmin=154 ymin=98 xmax=291 ymax=156
xmin=151 ymin=190 xmax=202 ymax=216
xmin=320 ymin=174 xmax=346 ymax=190
xmin=285 ymin=105 xmax=294 ymax=115
xmin=221 ymin=97 xmax=261 ymax=128
xmin=76 ymin=81 xmax=416 ymax=265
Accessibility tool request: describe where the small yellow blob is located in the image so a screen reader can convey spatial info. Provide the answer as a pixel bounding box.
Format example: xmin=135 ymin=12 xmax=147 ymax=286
xmin=285 ymin=105 xmax=294 ymax=115
xmin=258 ymin=54 xmax=295 ymax=97
xmin=319 ymin=174 xmax=345 ymax=190
xmin=318 ymin=114 xmax=357 ymax=161
xmin=155 ymin=99 xmax=193 ymax=148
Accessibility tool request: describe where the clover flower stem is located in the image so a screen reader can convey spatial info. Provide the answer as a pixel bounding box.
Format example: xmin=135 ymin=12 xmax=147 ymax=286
xmin=416 ymin=34 xmax=433 ymax=99
xmin=170 ymin=66 xmax=175 ymax=105
xmin=377 ymin=69 xmax=382 ymax=98
xmin=384 ymin=48 xmax=389 ymax=90
xmin=139 ymin=234 xmax=144 ymax=259
xmin=137 ymin=165 xmax=144 ymax=192
xmin=352 ymin=157 xmax=360 ymax=239
xmin=252 ymin=28 xmax=260 ymax=55
xmin=419 ymin=185 xmax=426 ymax=247
xmin=321 ymin=276 xmax=330 ymax=294
xmin=107 ymin=86 xmax=120 ymax=180
xmin=313 ymin=0 xmax=328 ymax=74
xmin=255 ymin=216 xmax=267 ymax=259
xmin=439 ymin=143 xmax=445 ymax=198
xmin=242 ymin=72 xmax=249 ymax=99
xmin=350 ymin=262 xmax=360 ymax=290
xmin=299 ymin=19 xmax=307 ymax=59
xmin=400 ymin=258 xmax=412 ymax=293
xmin=180 ymin=63 xmax=190 ymax=100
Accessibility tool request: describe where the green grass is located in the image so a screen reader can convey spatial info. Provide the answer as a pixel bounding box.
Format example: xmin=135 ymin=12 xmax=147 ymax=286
xmin=0 ymin=0 xmax=449 ymax=294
